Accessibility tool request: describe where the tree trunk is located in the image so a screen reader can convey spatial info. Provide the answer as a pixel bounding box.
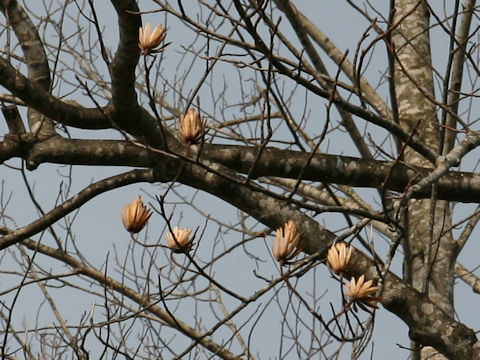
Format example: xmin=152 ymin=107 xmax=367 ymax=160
xmin=392 ymin=1 xmax=455 ymax=359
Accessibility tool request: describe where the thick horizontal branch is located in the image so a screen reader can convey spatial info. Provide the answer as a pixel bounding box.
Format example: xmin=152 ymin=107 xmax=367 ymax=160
xmin=23 ymin=136 xmax=153 ymax=170
xmin=3 ymin=135 xmax=480 ymax=203
xmin=202 ymin=144 xmax=480 ymax=203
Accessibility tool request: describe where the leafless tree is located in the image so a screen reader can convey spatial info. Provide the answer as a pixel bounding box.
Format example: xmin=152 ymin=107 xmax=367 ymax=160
xmin=1 ymin=0 xmax=480 ymax=359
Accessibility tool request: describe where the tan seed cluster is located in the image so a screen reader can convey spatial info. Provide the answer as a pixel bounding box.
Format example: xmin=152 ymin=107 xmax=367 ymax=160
xmin=166 ymin=226 xmax=193 ymax=253
xmin=272 ymin=220 xmax=302 ymax=265
xmin=179 ymin=109 xmax=205 ymax=145
xmin=121 ymin=196 xmax=152 ymax=233
xmin=346 ymin=274 xmax=381 ymax=312
xmin=327 ymin=242 xmax=354 ymax=274
xmin=139 ymin=22 xmax=166 ymax=55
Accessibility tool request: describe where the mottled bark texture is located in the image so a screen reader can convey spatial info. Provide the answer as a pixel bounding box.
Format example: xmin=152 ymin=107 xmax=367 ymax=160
xmin=1 ymin=0 xmax=55 ymax=135
xmin=201 ymin=144 xmax=480 ymax=203
xmin=343 ymin=251 xmax=480 ymax=360
xmin=5 ymin=130 xmax=480 ymax=201
xmin=392 ymin=1 xmax=454 ymax=359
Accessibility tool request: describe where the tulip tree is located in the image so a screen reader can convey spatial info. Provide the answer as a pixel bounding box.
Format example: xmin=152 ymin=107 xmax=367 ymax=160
xmin=1 ymin=0 xmax=480 ymax=359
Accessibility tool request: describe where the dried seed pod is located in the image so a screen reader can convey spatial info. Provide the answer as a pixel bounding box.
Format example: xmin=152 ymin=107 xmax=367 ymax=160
xmin=346 ymin=275 xmax=381 ymax=312
xmin=327 ymin=242 xmax=354 ymax=274
xmin=139 ymin=22 xmax=166 ymax=55
xmin=121 ymin=196 xmax=152 ymax=233
xmin=178 ymin=109 xmax=205 ymax=145
xmin=272 ymin=220 xmax=302 ymax=265
xmin=166 ymin=226 xmax=193 ymax=253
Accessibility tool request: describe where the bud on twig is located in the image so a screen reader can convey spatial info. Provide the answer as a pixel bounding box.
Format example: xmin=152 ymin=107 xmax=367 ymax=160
xmin=121 ymin=196 xmax=152 ymax=233
xmin=139 ymin=22 xmax=166 ymax=55
xmin=345 ymin=275 xmax=381 ymax=312
xmin=166 ymin=226 xmax=193 ymax=253
xmin=178 ymin=109 xmax=205 ymax=145
xmin=327 ymin=242 xmax=354 ymax=275
xmin=273 ymin=220 xmax=302 ymax=265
